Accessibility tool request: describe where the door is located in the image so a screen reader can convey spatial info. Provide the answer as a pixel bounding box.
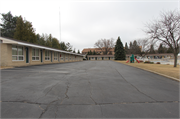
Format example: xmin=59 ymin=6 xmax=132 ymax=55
xmin=26 ymin=47 xmax=29 ymax=63
xmin=58 ymin=53 xmax=59 ymax=62
xmin=51 ymin=51 xmax=52 ymax=62
xmin=102 ymin=57 xmax=104 ymax=60
xmin=41 ymin=50 xmax=43 ymax=62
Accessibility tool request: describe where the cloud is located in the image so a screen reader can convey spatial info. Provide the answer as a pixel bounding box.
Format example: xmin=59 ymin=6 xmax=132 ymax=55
xmin=0 ymin=0 xmax=178 ymax=52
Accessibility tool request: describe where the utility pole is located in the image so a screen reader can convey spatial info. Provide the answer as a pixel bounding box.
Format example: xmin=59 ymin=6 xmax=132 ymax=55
xmin=59 ymin=7 xmax=61 ymax=43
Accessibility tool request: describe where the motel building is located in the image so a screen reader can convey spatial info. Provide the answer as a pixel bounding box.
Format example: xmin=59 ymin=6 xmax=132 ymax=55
xmin=87 ymin=55 xmax=114 ymax=61
xmin=87 ymin=53 xmax=174 ymax=61
xmin=83 ymin=48 xmax=174 ymax=61
xmin=0 ymin=37 xmax=83 ymax=67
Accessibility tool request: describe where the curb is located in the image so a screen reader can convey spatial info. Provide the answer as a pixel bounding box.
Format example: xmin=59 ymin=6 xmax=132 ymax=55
xmin=117 ymin=62 xmax=180 ymax=82
xmin=0 ymin=67 xmax=14 ymax=70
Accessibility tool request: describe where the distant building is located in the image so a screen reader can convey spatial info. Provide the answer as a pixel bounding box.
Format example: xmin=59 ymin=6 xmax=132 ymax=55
xmin=82 ymin=48 xmax=115 ymax=55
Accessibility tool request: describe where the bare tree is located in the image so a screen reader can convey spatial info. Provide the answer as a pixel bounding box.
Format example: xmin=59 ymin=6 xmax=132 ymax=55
xmin=145 ymin=10 xmax=180 ymax=67
xmin=94 ymin=38 xmax=115 ymax=55
xmin=137 ymin=38 xmax=150 ymax=57
xmin=66 ymin=42 xmax=73 ymax=52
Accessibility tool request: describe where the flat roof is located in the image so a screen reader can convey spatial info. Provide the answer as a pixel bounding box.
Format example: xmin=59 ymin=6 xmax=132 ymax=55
xmin=0 ymin=36 xmax=83 ymax=56
xmin=87 ymin=55 xmax=114 ymax=57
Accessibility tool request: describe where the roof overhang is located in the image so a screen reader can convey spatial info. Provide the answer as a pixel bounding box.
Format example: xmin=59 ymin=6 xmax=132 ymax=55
xmin=0 ymin=37 xmax=83 ymax=56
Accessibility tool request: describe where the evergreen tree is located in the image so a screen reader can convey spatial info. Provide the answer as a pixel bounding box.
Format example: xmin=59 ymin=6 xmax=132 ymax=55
xmin=89 ymin=50 xmax=92 ymax=55
xmin=14 ymin=16 xmax=37 ymax=43
xmin=23 ymin=20 xmax=37 ymax=43
xmin=77 ymin=50 xmax=80 ymax=54
xmin=37 ymin=34 xmax=45 ymax=46
xmin=132 ymin=40 xmax=141 ymax=54
xmin=149 ymin=44 xmax=155 ymax=54
xmin=52 ymin=38 xmax=60 ymax=49
xmin=167 ymin=47 xmax=173 ymax=53
xmin=73 ymin=48 xmax=76 ymax=53
xmin=87 ymin=51 xmax=90 ymax=55
xmin=114 ymin=36 xmax=126 ymax=60
xmin=14 ymin=16 xmax=24 ymax=40
xmin=129 ymin=42 xmax=133 ymax=54
xmin=158 ymin=43 xmax=165 ymax=53
xmin=125 ymin=42 xmax=129 ymax=54
xmin=36 ymin=34 xmax=40 ymax=43
xmin=60 ymin=42 xmax=67 ymax=50
xmin=0 ymin=11 xmax=18 ymax=38
xmin=45 ymin=34 xmax=52 ymax=47
xmin=93 ymin=50 xmax=96 ymax=55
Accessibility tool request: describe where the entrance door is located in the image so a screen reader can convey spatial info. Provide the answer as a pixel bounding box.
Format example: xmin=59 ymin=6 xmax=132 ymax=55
xmin=51 ymin=51 xmax=52 ymax=62
xmin=95 ymin=57 xmax=97 ymax=60
xmin=102 ymin=57 xmax=104 ymax=60
xmin=26 ymin=47 xmax=29 ymax=63
xmin=41 ymin=50 xmax=43 ymax=62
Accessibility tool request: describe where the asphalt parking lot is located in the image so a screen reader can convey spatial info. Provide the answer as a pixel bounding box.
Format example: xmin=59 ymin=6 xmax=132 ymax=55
xmin=1 ymin=61 xmax=179 ymax=118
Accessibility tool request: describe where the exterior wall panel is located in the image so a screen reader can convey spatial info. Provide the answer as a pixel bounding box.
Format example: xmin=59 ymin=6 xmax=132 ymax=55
xmin=0 ymin=44 xmax=83 ymax=67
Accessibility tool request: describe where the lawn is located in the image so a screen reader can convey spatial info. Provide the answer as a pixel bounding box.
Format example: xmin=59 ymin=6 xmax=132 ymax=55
xmin=115 ymin=61 xmax=179 ymax=80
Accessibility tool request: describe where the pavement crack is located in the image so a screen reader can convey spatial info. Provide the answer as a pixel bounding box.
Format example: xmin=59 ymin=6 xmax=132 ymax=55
xmin=114 ymin=68 xmax=157 ymax=101
xmin=1 ymin=100 xmax=47 ymax=105
xmin=39 ymin=99 xmax=59 ymax=118
xmin=39 ymin=105 xmax=45 ymax=111
xmin=100 ymin=105 xmax=103 ymax=117
xmin=54 ymin=104 xmax=59 ymax=119
xmin=88 ymin=75 xmax=97 ymax=105
xmin=65 ymin=79 xmax=69 ymax=99
xmin=45 ymin=82 xmax=59 ymax=96
xmin=86 ymin=72 xmax=97 ymax=105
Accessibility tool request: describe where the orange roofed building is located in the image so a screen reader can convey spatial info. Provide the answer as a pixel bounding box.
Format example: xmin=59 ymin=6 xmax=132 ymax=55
xmin=82 ymin=48 xmax=115 ymax=55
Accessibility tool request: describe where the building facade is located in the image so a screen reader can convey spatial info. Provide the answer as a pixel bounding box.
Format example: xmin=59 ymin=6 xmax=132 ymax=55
xmin=82 ymin=48 xmax=115 ymax=55
xmin=87 ymin=53 xmax=174 ymax=61
xmin=87 ymin=55 xmax=114 ymax=61
xmin=0 ymin=37 xmax=83 ymax=67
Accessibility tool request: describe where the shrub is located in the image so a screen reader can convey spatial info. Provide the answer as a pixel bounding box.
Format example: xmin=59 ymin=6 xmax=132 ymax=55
xmin=144 ymin=61 xmax=150 ymax=63
xmin=139 ymin=60 xmax=143 ymax=63
xmin=144 ymin=61 xmax=154 ymax=64
xmin=156 ymin=62 xmax=160 ymax=64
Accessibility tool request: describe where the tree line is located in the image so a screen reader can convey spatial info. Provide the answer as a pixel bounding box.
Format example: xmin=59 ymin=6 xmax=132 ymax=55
xmin=87 ymin=50 xmax=100 ymax=55
xmin=124 ymin=39 xmax=173 ymax=56
xmin=0 ymin=11 xmax=81 ymax=53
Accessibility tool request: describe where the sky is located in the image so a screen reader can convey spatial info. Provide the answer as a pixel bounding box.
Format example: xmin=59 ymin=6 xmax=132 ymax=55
xmin=0 ymin=0 xmax=179 ymax=52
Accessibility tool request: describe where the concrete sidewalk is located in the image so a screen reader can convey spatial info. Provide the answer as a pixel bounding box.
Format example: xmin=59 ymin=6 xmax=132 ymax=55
xmin=1 ymin=61 xmax=179 ymax=118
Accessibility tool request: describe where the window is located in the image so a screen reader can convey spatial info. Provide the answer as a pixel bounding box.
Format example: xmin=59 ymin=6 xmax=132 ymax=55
xmin=12 ymin=45 xmax=24 ymax=61
xmin=54 ymin=52 xmax=58 ymax=60
xmin=91 ymin=57 xmax=94 ymax=59
xmin=45 ymin=50 xmax=50 ymax=60
xmin=32 ymin=48 xmax=39 ymax=60
xmin=60 ymin=54 xmax=64 ymax=60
